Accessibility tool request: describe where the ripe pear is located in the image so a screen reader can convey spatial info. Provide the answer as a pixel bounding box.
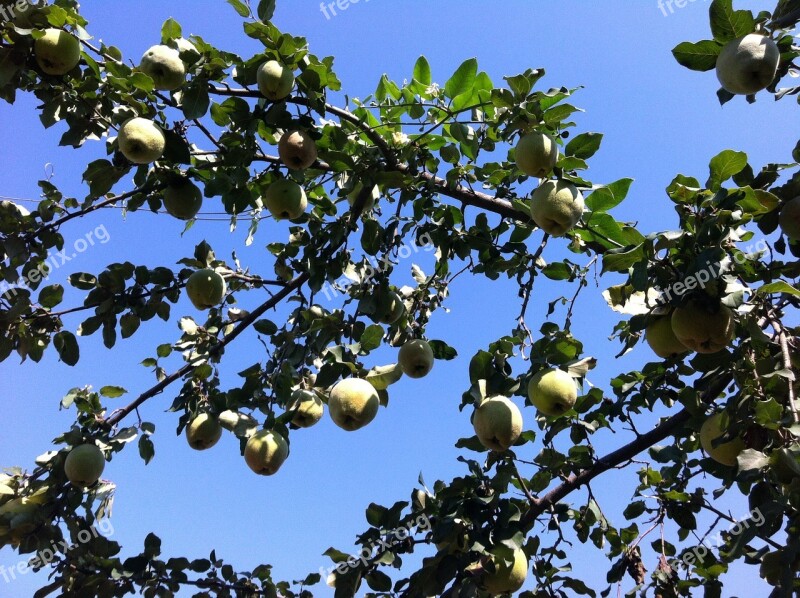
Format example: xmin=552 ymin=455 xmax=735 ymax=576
xmin=278 ymin=129 xmax=318 ymax=170
xmin=257 ymin=60 xmax=295 ymax=101
xmin=398 ymin=339 xmax=434 ymax=379
xmin=263 ymin=179 xmax=308 ymax=220
xmin=700 ymin=413 xmax=745 ymax=467
xmin=287 ymin=389 xmax=324 ymax=428
xmin=139 ymin=45 xmax=185 ymax=91
xmin=484 ymin=547 xmax=528 ymax=595
xmin=645 ymin=315 xmax=688 ymax=358
xmin=779 ymin=197 xmax=800 ymax=242
xmin=162 ymin=179 xmax=202 ymax=220
xmin=515 ymin=131 xmax=558 ymax=178
xmin=328 ymin=378 xmax=380 ymax=431
xmin=529 ymin=180 xmax=584 ymax=237
xmin=244 ymin=430 xmax=289 ymax=476
xmin=716 ymin=34 xmax=780 ymax=96
xmin=185 ymin=413 xmax=222 ymax=450
xmin=374 ymin=290 xmax=405 ymax=324
xmin=34 ymin=28 xmax=81 ymax=75
xmin=185 ymin=268 xmax=226 ymax=310
xmin=473 ymin=396 xmax=523 ymax=451
xmin=527 ymin=368 xmax=577 ymax=417
xmin=671 ymin=300 xmax=734 ymax=354
xmin=64 ymin=444 xmax=105 ymax=488
xmin=117 ymin=117 xmax=166 ymax=164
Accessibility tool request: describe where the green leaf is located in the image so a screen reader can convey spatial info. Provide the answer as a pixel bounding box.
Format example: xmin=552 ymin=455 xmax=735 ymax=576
xmin=707 ymin=150 xmax=748 ymax=190
xmin=444 ymin=58 xmax=477 ymax=100
xmin=428 ymin=340 xmax=457 ymax=360
xmin=672 ymin=40 xmax=722 ymax=72
xmin=226 ymin=0 xmax=250 ymax=17
xmin=365 ymin=363 xmax=403 ymax=391
xmin=160 ymin=18 xmax=182 ymax=42
xmin=82 ymin=159 xmax=126 ymax=198
xmin=253 ymin=319 xmax=278 ymax=335
xmin=565 ymin=132 xmax=603 ymax=160
xmin=366 ymin=570 xmax=393 ymax=592
xmin=709 ymin=0 xmax=756 ymax=42
xmin=38 ymin=284 xmax=64 ymax=309
xmin=366 ymin=502 xmax=387 ymax=527
xmin=99 ymin=386 xmax=127 ymax=398
xmin=412 ymin=55 xmax=431 ymax=87
xmin=257 ymin=0 xmax=276 ymax=21
xmin=360 ymin=324 xmax=384 ymax=352
xmin=53 ymin=331 xmax=79 ymax=366
xmin=181 ymin=82 xmax=210 ymax=120
xmin=586 ymin=178 xmax=633 ymax=213
xmin=757 ymin=281 xmax=800 ymax=296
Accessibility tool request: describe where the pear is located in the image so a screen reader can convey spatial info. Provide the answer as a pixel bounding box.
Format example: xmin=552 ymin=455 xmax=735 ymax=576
xmin=244 ymin=430 xmax=289 ymax=475
xmin=64 ymin=444 xmax=105 ymax=488
xmin=671 ymin=300 xmax=734 ymax=354
xmin=287 ymin=389 xmax=324 ymax=428
xmin=328 ymin=378 xmax=380 ymax=431
xmin=117 ymin=118 xmax=166 ymax=164
xmin=515 ymin=131 xmax=558 ymax=178
xmin=527 ymin=368 xmax=577 ymax=417
xmin=700 ymin=413 xmax=745 ymax=467
xmin=398 ymin=339 xmax=434 ymax=379
xmin=257 ymin=60 xmax=294 ymax=101
xmin=278 ymin=130 xmax=318 ymax=170
xmin=716 ymin=34 xmax=780 ymax=96
xmin=34 ymin=28 xmax=81 ymax=75
xmin=185 ymin=413 xmax=222 ymax=450
xmin=529 ymin=180 xmax=584 ymax=237
xmin=185 ymin=268 xmax=226 ymax=310
xmin=645 ymin=315 xmax=688 ymax=358
xmin=473 ymin=396 xmax=523 ymax=451
xmin=484 ymin=547 xmax=528 ymax=594
xmin=139 ymin=44 xmax=186 ymax=91
xmin=263 ymin=179 xmax=308 ymax=220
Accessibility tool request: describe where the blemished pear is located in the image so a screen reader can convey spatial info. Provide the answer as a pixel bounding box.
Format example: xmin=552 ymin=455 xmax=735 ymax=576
xmin=244 ymin=430 xmax=289 ymax=475
xmin=645 ymin=315 xmax=688 ymax=358
xmin=671 ymin=300 xmax=734 ymax=354
xmin=529 ymin=180 xmax=584 ymax=237
xmin=700 ymin=413 xmax=745 ymax=467
xmin=185 ymin=413 xmax=222 ymax=450
xmin=162 ymin=179 xmax=203 ymax=220
xmin=139 ymin=44 xmax=186 ymax=91
xmin=185 ymin=268 xmax=227 ymax=310
xmin=779 ymin=197 xmax=800 ymax=242
xmin=398 ymin=339 xmax=434 ymax=379
xmin=34 ymin=28 xmax=81 ymax=75
xmin=257 ymin=60 xmax=295 ymax=101
xmin=328 ymin=378 xmax=380 ymax=431
xmin=515 ymin=131 xmax=559 ymax=178
xmin=483 ymin=547 xmax=528 ymax=594
xmin=263 ymin=179 xmax=308 ymax=220
xmin=287 ymin=389 xmax=324 ymax=428
xmin=527 ymin=368 xmax=577 ymax=417
xmin=278 ymin=129 xmax=318 ymax=170
xmin=117 ymin=118 xmax=166 ymax=164
xmin=473 ymin=396 xmax=523 ymax=451
xmin=716 ymin=34 xmax=780 ymax=96
xmin=64 ymin=444 xmax=105 ymax=488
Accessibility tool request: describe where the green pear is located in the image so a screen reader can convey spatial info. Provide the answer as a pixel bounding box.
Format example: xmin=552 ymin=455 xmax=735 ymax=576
xmin=484 ymin=547 xmax=528 ymax=595
xmin=700 ymin=413 xmax=745 ymax=467
xmin=529 ymin=180 xmax=584 ymax=237
xmin=185 ymin=413 xmax=222 ymax=450
xmin=257 ymin=60 xmax=294 ymax=101
xmin=374 ymin=290 xmax=405 ymax=324
xmin=117 ymin=117 xmax=166 ymax=164
xmin=527 ymin=368 xmax=577 ymax=417
xmin=328 ymin=378 xmax=380 ymax=431
xmin=64 ymin=444 xmax=105 ymax=488
xmin=139 ymin=44 xmax=186 ymax=91
xmin=34 ymin=28 xmax=81 ymax=75
xmin=398 ymin=339 xmax=434 ymax=379
xmin=515 ymin=131 xmax=558 ymax=178
xmin=185 ymin=268 xmax=226 ymax=310
xmin=263 ymin=179 xmax=308 ymax=220
xmin=286 ymin=389 xmax=324 ymax=428
xmin=645 ymin=315 xmax=688 ymax=358
xmin=716 ymin=34 xmax=780 ymax=96
xmin=473 ymin=396 xmax=523 ymax=451
xmin=779 ymin=197 xmax=800 ymax=242
xmin=162 ymin=179 xmax=202 ymax=220
xmin=244 ymin=429 xmax=289 ymax=475
xmin=671 ymin=300 xmax=734 ymax=354
xmin=278 ymin=129 xmax=318 ymax=170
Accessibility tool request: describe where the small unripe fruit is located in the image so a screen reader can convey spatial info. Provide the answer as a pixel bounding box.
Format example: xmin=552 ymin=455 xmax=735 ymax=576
xmin=64 ymin=444 xmax=105 ymax=488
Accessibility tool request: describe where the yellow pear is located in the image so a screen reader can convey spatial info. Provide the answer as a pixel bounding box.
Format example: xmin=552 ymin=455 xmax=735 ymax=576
xmin=278 ymin=130 xmax=317 ymax=170
xmin=484 ymin=547 xmax=528 ymax=595
xmin=257 ymin=60 xmax=294 ymax=101
xmin=117 ymin=118 xmax=165 ymax=164
xmin=671 ymin=300 xmax=734 ymax=354
xmin=328 ymin=378 xmax=380 ymax=431
xmin=527 ymin=368 xmax=577 ymax=417
xmin=244 ymin=430 xmax=289 ymax=475
xmin=700 ymin=413 xmax=745 ymax=467
xmin=529 ymin=180 xmax=584 ymax=237
xmin=139 ymin=44 xmax=186 ymax=91
xmin=185 ymin=413 xmax=222 ymax=450
xmin=515 ymin=131 xmax=558 ymax=178
xmin=398 ymin=339 xmax=434 ymax=379
xmin=185 ymin=268 xmax=227 ymax=310
xmin=34 ymin=28 xmax=81 ymax=75
xmin=473 ymin=396 xmax=523 ymax=451
xmin=287 ymin=389 xmax=324 ymax=428
xmin=263 ymin=179 xmax=308 ymax=220
xmin=645 ymin=315 xmax=688 ymax=358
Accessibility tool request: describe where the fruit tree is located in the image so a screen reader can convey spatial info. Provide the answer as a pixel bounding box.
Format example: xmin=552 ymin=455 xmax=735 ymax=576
xmin=1 ymin=0 xmax=800 ymax=596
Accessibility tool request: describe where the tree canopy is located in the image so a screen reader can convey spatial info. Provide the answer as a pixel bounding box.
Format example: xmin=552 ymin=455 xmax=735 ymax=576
xmin=1 ymin=0 xmax=800 ymax=596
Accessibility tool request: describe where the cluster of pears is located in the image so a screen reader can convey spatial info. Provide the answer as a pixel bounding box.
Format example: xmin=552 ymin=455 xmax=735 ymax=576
xmin=513 ymin=130 xmax=584 ymax=237
xmin=644 ymin=298 xmax=735 ymax=359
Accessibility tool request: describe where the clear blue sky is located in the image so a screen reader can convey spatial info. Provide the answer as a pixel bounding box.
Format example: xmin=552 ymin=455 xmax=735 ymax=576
xmin=1 ymin=1 xmax=795 ymax=595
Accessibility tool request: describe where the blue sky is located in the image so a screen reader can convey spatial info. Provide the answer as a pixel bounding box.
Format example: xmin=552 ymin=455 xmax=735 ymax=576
xmin=1 ymin=1 xmax=796 ymax=595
